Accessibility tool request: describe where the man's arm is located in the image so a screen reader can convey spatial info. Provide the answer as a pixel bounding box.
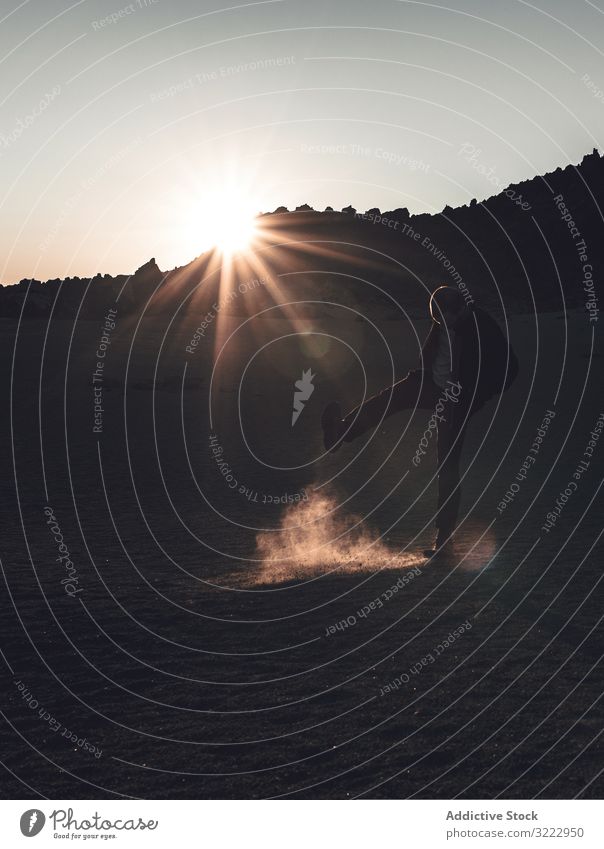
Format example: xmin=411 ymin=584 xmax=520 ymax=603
xmin=451 ymin=330 xmax=462 ymax=383
xmin=420 ymin=323 xmax=438 ymax=370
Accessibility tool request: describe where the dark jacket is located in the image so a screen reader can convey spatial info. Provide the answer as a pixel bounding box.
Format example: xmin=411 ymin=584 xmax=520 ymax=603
xmin=421 ymin=306 xmax=518 ymax=413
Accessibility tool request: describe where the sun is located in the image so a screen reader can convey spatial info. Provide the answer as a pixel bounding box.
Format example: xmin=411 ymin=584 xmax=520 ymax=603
xmin=163 ymin=170 xmax=267 ymax=267
xmin=192 ymin=186 xmax=259 ymax=258
xmin=213 ymin=195 xmax=258 ymax=256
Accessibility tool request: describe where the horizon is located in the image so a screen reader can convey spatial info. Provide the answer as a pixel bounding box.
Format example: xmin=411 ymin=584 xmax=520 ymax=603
xmin=2 ymin=145 xmax=600 ymax=285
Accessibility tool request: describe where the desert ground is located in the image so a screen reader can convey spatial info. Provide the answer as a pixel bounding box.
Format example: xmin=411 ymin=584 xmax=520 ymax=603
xmin=1 ymin=302 xmax=602 ymax=798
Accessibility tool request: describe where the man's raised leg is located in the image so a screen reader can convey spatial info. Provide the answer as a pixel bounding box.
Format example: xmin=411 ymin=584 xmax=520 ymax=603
xmin=322 ymin=370 xmax=437 ymax=452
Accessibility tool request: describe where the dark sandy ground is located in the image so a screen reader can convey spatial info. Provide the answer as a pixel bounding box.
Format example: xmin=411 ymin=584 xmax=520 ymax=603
xmin=1 ymin=305 xmax=603 ymax=798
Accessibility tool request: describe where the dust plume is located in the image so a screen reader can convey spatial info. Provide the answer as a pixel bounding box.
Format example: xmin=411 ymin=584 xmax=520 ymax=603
xmin=254 ymin=491 xmax=423 ymax=584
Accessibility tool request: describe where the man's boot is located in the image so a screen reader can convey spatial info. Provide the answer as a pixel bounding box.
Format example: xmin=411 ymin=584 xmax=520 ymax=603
xmin=321 ymin=402 xmax=345 ymax=453
xmin=424 ymin=526 xmax=455 ymax=560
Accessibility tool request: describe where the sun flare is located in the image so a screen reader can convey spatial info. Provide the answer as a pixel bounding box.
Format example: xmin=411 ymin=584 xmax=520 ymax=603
xmin=206 ymin=191 xmax=258 ymax=256
xmin=190 ymin=186 xmax=259 ymax=258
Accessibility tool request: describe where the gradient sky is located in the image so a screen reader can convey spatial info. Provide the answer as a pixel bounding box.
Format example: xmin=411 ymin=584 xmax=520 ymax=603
xmin=1 ymin=0 xmax=603 ymax=282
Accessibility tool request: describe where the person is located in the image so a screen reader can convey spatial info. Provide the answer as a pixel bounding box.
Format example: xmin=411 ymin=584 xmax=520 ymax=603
xmin=321 ymin=286 xmax=518 ymax=557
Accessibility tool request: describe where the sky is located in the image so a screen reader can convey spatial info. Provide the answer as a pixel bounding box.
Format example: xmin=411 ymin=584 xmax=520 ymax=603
xmin=1 ymin=0 xmax=603 ymax=282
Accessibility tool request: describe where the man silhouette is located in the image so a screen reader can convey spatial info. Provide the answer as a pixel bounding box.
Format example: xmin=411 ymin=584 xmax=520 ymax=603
xmin=321 ymin=286 xmax=518 ymax=556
